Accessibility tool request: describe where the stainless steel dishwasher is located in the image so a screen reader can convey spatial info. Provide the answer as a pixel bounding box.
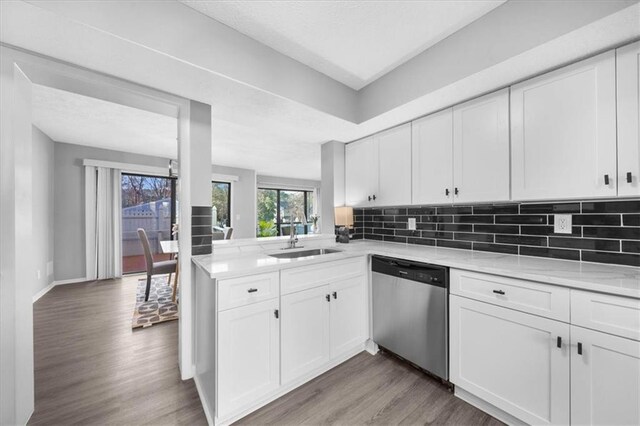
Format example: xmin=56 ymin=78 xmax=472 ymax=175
xmin=372 ymin=256 xmax=449 ymax=380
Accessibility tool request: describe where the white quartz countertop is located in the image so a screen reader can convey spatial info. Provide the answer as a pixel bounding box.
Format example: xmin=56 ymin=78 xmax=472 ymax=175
xmin=193 ymin=240 xmax=640 ymax=299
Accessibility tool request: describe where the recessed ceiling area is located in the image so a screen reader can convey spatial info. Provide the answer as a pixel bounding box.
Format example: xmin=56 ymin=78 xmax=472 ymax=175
xmin=31 ymin=84 xmax=324 ymax=179
xmin=181 ymin=0 xmax=506 ymax=90
xmin=32 ymin=84 xmax=178 ymax=159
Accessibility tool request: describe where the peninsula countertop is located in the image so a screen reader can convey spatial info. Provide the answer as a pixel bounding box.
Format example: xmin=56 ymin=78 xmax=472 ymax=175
xmin=193 ymin=240 xmax=640 ymax=299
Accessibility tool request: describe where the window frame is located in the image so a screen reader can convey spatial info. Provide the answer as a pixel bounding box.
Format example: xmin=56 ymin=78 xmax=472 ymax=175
xmin=257 ymin=187 xmax=313 ymax=237
xmin=212 ymin=180 xmax=232 ymax=228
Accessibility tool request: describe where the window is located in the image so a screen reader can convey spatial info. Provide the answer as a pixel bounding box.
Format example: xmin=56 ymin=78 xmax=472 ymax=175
xmin=121 ymin=173 xmax=176 ymax=274
xmin=212 ymin=181 xmax=231 ymax=227
xmin=257 ymin=188 xmax=314 ymax=237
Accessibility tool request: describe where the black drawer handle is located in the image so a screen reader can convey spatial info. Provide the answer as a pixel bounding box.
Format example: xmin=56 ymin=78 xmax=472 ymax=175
xmin=247 ymin=288 xmax=258 ymax=293
xmin=326 ymin=294 xmax=331 ymax=302
xmin=274 ymin=309 xmax=279 ymax=319
xmin=627 ymin=172 xmax=633 ymax=183
xmin=557 ymin=336 xmax=562 ymax=348
xmin=368 ymin=195 xmax=372 ymax=201
xmin=332 ymin=291 xmax=337 ymax=299
xmin=577 ymin=342 xmax=583 ymax=355
xmin=445 ymin=188 xmax=450 ymax=196
xmin=493 ymin=289 xmax=505 ymax=295
xmin=454 ymin=187 xmax=459 ymax=195
xmin=604 ymin=174 xmax=610 ymax=185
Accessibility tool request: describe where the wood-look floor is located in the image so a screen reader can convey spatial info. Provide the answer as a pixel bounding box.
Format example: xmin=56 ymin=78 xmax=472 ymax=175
xmin=31 ymin=275 xmax=500 ymax=426
xmin=29 ymin=275 xmax=207 ymax=425
xmin=236 ymin=351 xmax=502 ymax=426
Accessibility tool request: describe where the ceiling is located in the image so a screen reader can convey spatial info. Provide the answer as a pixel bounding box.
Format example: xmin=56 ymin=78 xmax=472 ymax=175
xmin=181 ymin=0 xmax=505 ymax=90
xmin=31 ymin=83 xmax=324 ymax=179
xmin=32 ymin=84 xmax=179 ymax=158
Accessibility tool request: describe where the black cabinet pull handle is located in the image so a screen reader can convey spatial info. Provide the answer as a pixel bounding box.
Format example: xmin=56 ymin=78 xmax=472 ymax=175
xmin=368 ymin=195 xmax=372 ymax=201
xmin=445 ymin=188 xmax=450 ymax=196
xmin=332 ymin=291 xmax=337 ymax=299
xmin=274 ymin=309 xmax=279 ymax=319
xmin=454 ymin=187 xmax=459 ymax=195
xmin=372 ymin=195 xmax=377 ymax=201
xmin=604 ymin=174 xmax=610 ymax=185
xmin=326 ymin=294 xmax=331 ymax=302
xmin=627 ymin=172 xmax=633 ymax=183
xmin=577 ymin=342 xmax=583 ymax=355
xmin=247 ymin=288 xmax=258 ymax=293
xmin=493 ymin=289 xmax=505 ymax=295
xmin=557 ymin=336 xmax=562 ymax=348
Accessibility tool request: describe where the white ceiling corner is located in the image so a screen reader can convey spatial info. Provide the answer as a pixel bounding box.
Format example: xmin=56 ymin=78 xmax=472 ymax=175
xmin=180 ymin=0 xmax=506 ymax=90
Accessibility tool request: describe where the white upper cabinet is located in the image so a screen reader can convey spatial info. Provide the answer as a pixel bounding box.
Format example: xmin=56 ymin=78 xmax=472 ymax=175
xmin=412 ymin=109 xmax=454 ymax=204
xmin=511 ymin=51 xmax=617 ymax=200
xmin=617 ymin=41 xmax=640 ymax=197
xmin=377 ymin=124 xmax=412 ymax=206
xmin=453 ymin=89 xmax=510 ymax=203
xmin=345 ymin=136 xmax=377 ymax=207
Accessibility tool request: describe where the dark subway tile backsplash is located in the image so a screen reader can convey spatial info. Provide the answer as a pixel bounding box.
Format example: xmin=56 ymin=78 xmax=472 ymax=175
xmin=353 ymin=199 xmax=640 ymax=267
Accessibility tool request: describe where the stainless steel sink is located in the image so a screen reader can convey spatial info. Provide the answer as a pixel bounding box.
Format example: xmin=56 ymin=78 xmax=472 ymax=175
xmin=268 ymin=248 xmax=342 ymax=259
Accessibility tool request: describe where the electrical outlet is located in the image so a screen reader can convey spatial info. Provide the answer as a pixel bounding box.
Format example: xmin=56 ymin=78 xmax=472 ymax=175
xmin=408 ymin=218 xmax=417 ymax=230
xmin=554 ymin=214 xmax=572 ymax=234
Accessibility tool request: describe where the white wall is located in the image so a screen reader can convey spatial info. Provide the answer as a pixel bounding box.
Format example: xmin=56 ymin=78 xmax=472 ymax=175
xmin=0 ymin=46 xmax=35 ymax=426
xmin=32 ymin=126 xmax=55 ymax=298
xmin=53 ymin=142 xmax=169 ymax=282
xmin=213 ymin=164 xmax=256 ymax=239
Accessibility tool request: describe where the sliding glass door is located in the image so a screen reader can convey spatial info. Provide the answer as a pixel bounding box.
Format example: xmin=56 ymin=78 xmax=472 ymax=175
xmin=121 ymin=173 xmax=176 ymax=274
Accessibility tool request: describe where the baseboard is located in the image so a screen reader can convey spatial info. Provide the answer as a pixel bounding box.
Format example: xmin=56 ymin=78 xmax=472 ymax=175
xmin=454 ymin=387 xmax=527 ymax=426
xmin=53 ymin=277 xmax=90 ymax=286
xmin=32 ymin=277 xmax=90 ymax=303
xmin=32 ymin=282 xmax=55 ymax=303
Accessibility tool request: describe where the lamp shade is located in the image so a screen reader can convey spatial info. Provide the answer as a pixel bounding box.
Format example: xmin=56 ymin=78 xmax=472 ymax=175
xmin=334 ymin=206 xmax=354 ymax=228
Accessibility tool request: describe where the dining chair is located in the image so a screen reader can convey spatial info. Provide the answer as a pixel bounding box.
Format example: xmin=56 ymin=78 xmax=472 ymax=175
xmin=137 ymin=228 xmax=177 ymax=302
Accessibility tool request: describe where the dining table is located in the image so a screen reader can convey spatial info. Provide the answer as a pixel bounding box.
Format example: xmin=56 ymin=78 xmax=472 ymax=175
xmin=160 ymin=240 xmax=179 ymax=302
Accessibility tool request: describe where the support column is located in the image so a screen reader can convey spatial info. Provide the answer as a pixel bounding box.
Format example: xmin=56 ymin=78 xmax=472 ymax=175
xmin=178 ymin=100 xmax=212 ymax=379
xmin=320 ymin=141 xmax=345 ymax=234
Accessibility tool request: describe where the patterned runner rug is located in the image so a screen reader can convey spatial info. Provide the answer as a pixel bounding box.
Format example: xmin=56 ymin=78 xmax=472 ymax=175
xmin=132 ymin=275 xmax=178 ymax=329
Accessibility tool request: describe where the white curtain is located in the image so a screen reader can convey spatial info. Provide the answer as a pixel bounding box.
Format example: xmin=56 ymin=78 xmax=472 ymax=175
xmin=85 ymin=166 xmax=122 ymax=280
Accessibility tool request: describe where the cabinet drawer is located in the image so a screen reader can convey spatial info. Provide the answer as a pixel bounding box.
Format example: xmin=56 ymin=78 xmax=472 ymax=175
xmin=218 ymin=272 xmax=279 ymax=311
xmin=281 ymin=257 xmax=366 ymax=295
xmin=450 ymin=269 xmax=570 ymax=322
xmin=571 ymin=290 xmax=640 ymax=341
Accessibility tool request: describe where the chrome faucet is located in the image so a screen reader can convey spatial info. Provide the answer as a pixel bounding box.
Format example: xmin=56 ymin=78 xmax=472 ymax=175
xmin=287 ymin=222 xmax=298 ymax=249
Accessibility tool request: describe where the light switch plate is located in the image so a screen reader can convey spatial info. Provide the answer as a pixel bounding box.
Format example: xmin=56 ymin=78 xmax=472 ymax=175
xmin=408 ymin=218 xmax=417 ymax=230
xmin=554 ymin=214 xmax=572 ymax=234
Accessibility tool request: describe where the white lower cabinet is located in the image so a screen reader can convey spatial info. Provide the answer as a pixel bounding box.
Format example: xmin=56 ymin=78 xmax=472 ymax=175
xmin=217 ymin=298 xmax=280 ymax=419
xmin=450 ymin=294 xmax=570 ymax=425
xmin=570 ymin=325 xmax=640 ymax=426
xmin=329 ymin=276 xmax=366 ymax=359
xmin=281 ymin=285 xmax=331 ymax=385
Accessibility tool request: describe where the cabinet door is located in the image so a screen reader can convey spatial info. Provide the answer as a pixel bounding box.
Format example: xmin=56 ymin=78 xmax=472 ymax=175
xmin=453 ymin=89 xmax=510 ymax=203
xmin=345 ymin=137 xmax=378 ymax=207
xmin=329 ymin=276 xmax=366 ymax=359
xmin=281 ymin=285 xmax=331 ymax=385
xmin=571 ymin=326 xmax=640 ymax=426
xmin=218 ymin=298 xmax=280 ymax=418
xmin=377 ymin=124 xmax=411 ymax=206
xmin=449 ymin=295 xmax=570 ymax=425
xmin=617 ymin=41 xmax=640 ymax=197
xmin=511 ymin=51 xmax=617 ymax=200
xmin=412 ymin=109 xmax=454 ymax=204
